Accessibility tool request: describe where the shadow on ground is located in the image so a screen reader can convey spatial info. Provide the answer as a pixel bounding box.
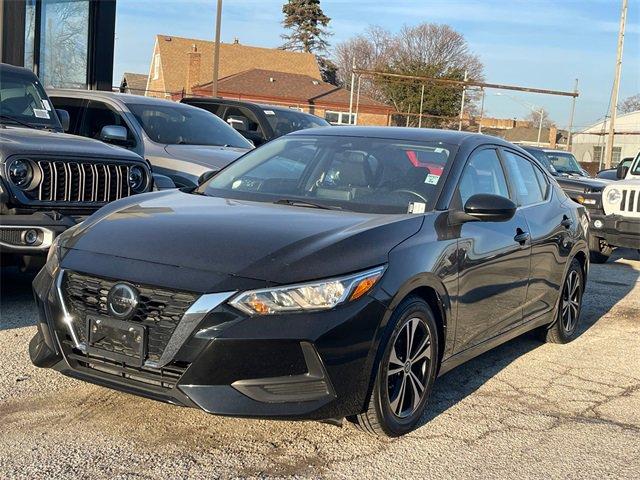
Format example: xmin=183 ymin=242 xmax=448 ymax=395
xmin=0 ymin=267 xmax=37 ymax=330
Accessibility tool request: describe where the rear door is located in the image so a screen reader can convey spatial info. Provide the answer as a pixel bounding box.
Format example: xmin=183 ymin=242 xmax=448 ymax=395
xmin=454 ymin=147 xmax=531 ymax=352
xmin=501 ymin=148 xmax=570 ymax=322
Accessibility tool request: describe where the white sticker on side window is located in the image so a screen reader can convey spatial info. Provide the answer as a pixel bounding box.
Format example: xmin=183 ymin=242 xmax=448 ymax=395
xmin=42 ymin=99 xmax=52 ymax=111
xmin=33 ymin=109 xmax=50 ymax=119
xmin=408 ymin=202 xmax=426 ymax=214
xmin=425 ymin=173 xmax=440 ymax=185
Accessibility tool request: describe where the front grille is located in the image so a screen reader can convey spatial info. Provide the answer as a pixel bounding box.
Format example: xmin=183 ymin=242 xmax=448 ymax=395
xmin=28 ymin=159 xmax=133 ymax=203
xmin=62 ymin=271 xmax=199 ymax=363
xmin=620 ymin=188 xmax=640 ymax=214
xmin=0 ymin=228 xmax=23 ymax=246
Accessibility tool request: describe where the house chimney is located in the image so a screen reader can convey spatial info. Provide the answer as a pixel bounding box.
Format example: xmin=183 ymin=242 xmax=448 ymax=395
xmin=185 ymin=44 xmax=201 ymax=95
xmin=549 ymin=126 xmax=558 ymax=148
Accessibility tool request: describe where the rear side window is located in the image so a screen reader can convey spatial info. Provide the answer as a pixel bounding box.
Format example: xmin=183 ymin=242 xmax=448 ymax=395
xmin=458 ymin=149 xmax=510 ymax=205
xmin=502 ymin=150 xmax=545 ymax=206
xmin=80 ymin=100 xmax=135 ymax=146
xmin=49 ymin=96 xmax=84 ymax=134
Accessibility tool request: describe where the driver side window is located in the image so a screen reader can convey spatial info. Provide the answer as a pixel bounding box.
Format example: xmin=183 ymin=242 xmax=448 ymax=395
xmin=458 ymin=149 xmax=510 ymax=206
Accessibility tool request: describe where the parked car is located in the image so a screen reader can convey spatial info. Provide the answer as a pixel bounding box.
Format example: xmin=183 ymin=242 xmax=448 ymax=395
xmin=0 ymin=63 xmax=154 ymax=270
xmin=180 ymin=97 xmax=329 ymax=146
xmin=31 ymin=127 xmax=589 ymax=437
xmin=617 ymin=150 xmax=640 ymax=180
xmin=521 ymin=146 xmax=619 ymax=262
xmin=597 ymin=157 xmax=634 ymax=180
xmin=49 ymin=90 xmax=253 ymax=188
xmin=595 ymin=178 xmax=640 ymax=259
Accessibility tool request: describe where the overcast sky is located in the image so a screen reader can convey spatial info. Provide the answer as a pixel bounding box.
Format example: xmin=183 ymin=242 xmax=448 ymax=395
xmin=114 ymin=0 xmax=639 ymax=130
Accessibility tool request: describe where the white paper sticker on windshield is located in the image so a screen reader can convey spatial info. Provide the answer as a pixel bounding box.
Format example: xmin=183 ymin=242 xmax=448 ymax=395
xmin=33 ymin=109 xmax=50 ymax=119
xmin=408 ymin=202 xmax=426 ymax=214
xmin=264 ymin=110 xmax=276 ymax=116
xmin=425 ymin=173 xmax=440 ymax=185
xmin=42 ymin=99 xmax=52 ymax=111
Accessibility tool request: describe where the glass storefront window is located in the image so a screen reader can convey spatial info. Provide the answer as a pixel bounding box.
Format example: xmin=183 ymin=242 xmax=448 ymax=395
xmin=38 ymin=0 xmax=89 ymax=88
xmin=24 ymin=0 xmax=36 ymax=71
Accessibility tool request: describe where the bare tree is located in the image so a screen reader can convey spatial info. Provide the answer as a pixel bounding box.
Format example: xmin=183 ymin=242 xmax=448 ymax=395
xmin=619 ymin=93 xmax=640 ymax=114
xmin=524 ymin=109 xmax=556 ymax=128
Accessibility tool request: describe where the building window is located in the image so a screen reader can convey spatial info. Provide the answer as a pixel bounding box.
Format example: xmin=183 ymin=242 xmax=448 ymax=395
xmin=153 ymin=54 xmax=161 ymax=80
xmin=593 ymin=145 xmax=622 ymax=166
xmin=324 ymin=110 xmax=356 ymax=125
xmin=24 ymin=0 xmax=36 ymax=71
xmin=39 ymin=0 xmax=90 ymax=88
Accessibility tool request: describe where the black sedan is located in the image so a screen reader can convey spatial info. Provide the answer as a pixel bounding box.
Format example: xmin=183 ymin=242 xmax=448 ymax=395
xmin=30 ymin=128 xmax=589 ymax=437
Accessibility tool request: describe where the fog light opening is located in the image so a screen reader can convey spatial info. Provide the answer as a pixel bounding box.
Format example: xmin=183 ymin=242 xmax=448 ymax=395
xmin=593 ymin=220 xmax=604 ymax=229
xmin=22 ymin=228 xmax=40 ymax=245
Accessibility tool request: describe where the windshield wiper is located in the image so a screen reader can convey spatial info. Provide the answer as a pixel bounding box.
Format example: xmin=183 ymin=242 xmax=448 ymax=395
xmin=273 ymin=198 xmax=342 ymax=210
xmin=0 ymin=114 xmax=39 ymax=129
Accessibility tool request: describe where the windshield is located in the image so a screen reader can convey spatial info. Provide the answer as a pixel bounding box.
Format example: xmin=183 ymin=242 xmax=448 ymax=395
xmin=630 ymin=154 xmax=640 ymax=176
xmin=263 ymin=108 xmax=329 ymax=138
xmin=545 ymin=151 xmax=583 ymax=175
xmin=0 ymin=69 xmax=62 ymax=129
xmin=128 ymin=103 xmax=253 ymax=148
xmin=198 ymin=135 xmax=455 ymax=214
xmin=524 ymin=148 xmax=557 ymax=175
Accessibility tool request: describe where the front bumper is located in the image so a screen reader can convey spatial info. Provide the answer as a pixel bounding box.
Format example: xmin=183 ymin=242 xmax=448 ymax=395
xmin=588 ymin=211 xmax=640 ymax=250
xmin=0 ymin=211 xmax=82 ymax=255
xmin=30 ymin=267 xmax=389 ymax=420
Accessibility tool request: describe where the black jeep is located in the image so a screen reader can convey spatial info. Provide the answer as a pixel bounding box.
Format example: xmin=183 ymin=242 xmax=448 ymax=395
xmin=1 ymin=63 xmax=153 ymax=269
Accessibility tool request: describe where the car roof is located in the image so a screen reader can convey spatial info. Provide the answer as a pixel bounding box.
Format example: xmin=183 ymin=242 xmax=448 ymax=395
xmin=1 ymin=62 xmax=37 ymax=76
xmin=48 ymin=88 xmax=189 ymax=108
xmin=543 ymin=148 xmax=573 ymax=154
xmin=287 ymin=126 xmax=510 ymax=147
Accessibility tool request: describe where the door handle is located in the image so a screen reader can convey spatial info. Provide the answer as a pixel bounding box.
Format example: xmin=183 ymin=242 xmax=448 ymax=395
xmin=561 ymin=216 xmax=573 ymax=229
xmin=514 ymin=229 xmax=530 ymax=245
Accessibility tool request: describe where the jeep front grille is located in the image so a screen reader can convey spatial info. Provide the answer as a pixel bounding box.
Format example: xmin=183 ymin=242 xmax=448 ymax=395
xmin=34 ymin=159 xmax=132 ymax=203
xmin=620 ymin=188 xmax=640 ymax=214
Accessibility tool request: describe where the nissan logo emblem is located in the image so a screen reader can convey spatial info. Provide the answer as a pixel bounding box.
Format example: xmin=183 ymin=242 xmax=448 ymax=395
xmin=107 ymin=283 xmax=139 ymax=319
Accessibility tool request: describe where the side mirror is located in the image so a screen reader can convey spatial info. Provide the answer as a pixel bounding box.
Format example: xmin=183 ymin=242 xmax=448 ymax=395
xmin=198 ymin=170 xmax=218 ymax=186
xmin=55 ymin=109 xmax=70 ymax=132
xmin=617 ymin=164 xmax=629 ymax=180
xmin=152 ymin=173 xmax=176 ymax=191
xmin=99 ymin=125 xmax=128 ymax=144
xmin=460 ymin=194 xmax=517 ymax=223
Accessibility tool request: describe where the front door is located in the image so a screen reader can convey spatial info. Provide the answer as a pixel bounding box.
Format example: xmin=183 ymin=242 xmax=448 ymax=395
xmin=453 ymin=147 xmax=531 ymax=352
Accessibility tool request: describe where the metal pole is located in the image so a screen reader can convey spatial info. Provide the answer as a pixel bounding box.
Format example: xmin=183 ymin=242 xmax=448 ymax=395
xmin=348 ymin=60 xmax=356 ymax=125
xmin=567 ymin=78 xmax=579 ymax=148
xmin=355 ymin=74 xmax=362 ymax=125
xmin=211 ymin=0 xmax=223 ymax=98
xmin=458 ymin=70 xmax=468 ymax=131
xmin=406 ymin=104 xmax=411 ymax=127
xmin=418 ymin=84 xmax=425 ymax=128
xmin=477 ymin=88 xmax=485 ymax=133
xmin=537 ymin=108 xmax=544 ymax=145
xmin=605 ymin=0 xmax=627 ymax=169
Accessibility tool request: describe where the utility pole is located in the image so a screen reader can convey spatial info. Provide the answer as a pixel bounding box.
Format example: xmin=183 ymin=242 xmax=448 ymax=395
xmin=348 ymin=59 xmax=356 ymax=125
xmin=458 ymin=70 xmax=468 ymax=131
xmin=537 ymin=108 xmax=544 ymax=146
xmin=477 ymin=88 xmax=485 ymax=133
xmin=604 ymin=0 xmax=627 ymax=169
xmin=418 ymin=84 xmax=425 ymax=128
xmin=211 ymin=0 xmax=223 ymax=98
xmin=567 ymin=79 xmax=579 ymax=148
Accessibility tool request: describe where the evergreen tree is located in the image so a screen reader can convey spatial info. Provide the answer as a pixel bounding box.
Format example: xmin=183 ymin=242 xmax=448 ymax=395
xmin=280 ymin=0 xmax=331 ymax=54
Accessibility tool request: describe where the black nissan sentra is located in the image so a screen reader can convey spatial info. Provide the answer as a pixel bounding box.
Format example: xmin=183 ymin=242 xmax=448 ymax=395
xmin=30 ymin=127 xmax=589 ymax=437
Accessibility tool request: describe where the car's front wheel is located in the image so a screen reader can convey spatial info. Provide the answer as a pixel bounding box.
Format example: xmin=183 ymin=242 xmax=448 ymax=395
xmin=544 ymin=258 xmax=584 ymax=344
xmin=353 ymin=296 xmax=439 ymax=437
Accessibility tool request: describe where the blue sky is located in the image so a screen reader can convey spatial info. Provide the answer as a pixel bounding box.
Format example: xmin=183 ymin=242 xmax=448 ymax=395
xmin=114 ymin=0 xmax=639 ymax=129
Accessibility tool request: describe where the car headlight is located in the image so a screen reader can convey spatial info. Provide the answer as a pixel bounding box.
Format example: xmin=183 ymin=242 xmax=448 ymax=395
xmin=606 ymin=188 xmax=621 ymax=204
xmin=229 ymin=266 xmax=386 ymax=315
xmin=8 ymin=158 xmax=34 ymax=189
xmin=128 ymin=165 xmax=147 ymax=193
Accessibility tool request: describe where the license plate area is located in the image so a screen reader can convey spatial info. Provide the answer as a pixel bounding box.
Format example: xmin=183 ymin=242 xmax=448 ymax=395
xmin=87 ymin=316 xmax=146 ymax=367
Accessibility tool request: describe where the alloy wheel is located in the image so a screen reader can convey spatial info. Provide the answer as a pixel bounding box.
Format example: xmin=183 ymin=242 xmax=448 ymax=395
xmin=561 ymin=270 xmax=581 ymax=333
xmin=386 ymin=317 xmax=431 ymax=419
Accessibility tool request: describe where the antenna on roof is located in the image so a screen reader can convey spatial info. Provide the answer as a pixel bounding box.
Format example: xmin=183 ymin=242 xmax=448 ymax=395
xmin=233 ymin=37 xmax=239 ymax=44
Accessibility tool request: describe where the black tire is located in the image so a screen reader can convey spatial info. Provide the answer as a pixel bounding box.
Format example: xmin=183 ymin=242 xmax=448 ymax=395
xmin=588 ymin=235 xmax=612 ymax=264
xmin=353 ymin=296 xmax=439 ymax=437
xmin=545 ymin=258 xmax=584 ymax=344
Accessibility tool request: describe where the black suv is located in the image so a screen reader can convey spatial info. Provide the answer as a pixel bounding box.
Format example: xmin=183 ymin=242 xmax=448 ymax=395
xmin=0 ymin=63 xmax=153 ymax=269
xmin=181 ymin=97 xmax=329 ymax=146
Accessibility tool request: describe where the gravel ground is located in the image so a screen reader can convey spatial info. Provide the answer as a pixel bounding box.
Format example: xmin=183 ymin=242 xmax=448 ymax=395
xmin=1 ymin=250 xmax=639 ymax=479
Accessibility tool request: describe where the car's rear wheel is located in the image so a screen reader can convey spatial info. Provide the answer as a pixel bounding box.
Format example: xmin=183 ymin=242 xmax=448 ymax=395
xmin=588 ymin=235 xmax=612 ymax=264
xmin=353 ymin=296 xmax=439 ymax=437
xmin=545 ymin=258 xmax=584 ymax=344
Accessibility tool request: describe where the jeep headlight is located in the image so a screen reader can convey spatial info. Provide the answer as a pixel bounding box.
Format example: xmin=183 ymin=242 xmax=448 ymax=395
xmin=128 ymin=165 xmax=147 ymax=193
xmin=606 ymin=188 xmax=621 ymax=204
xmin=8 ymin=158 xmax=35 ymax=189
xmin=229 ymin=266 xmax=385 ymax=315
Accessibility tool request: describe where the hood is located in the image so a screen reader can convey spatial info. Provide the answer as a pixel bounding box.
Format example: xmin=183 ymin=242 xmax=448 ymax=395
xmin=163 ymin=144 xmax=249 ymax=172
xmin=63 ymin=190 xmax=423 ymax=285
xmin=0 ymin=125 xmax=142 ymax=161
xmin=555 ymin=175 xmax=612 ymax=193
